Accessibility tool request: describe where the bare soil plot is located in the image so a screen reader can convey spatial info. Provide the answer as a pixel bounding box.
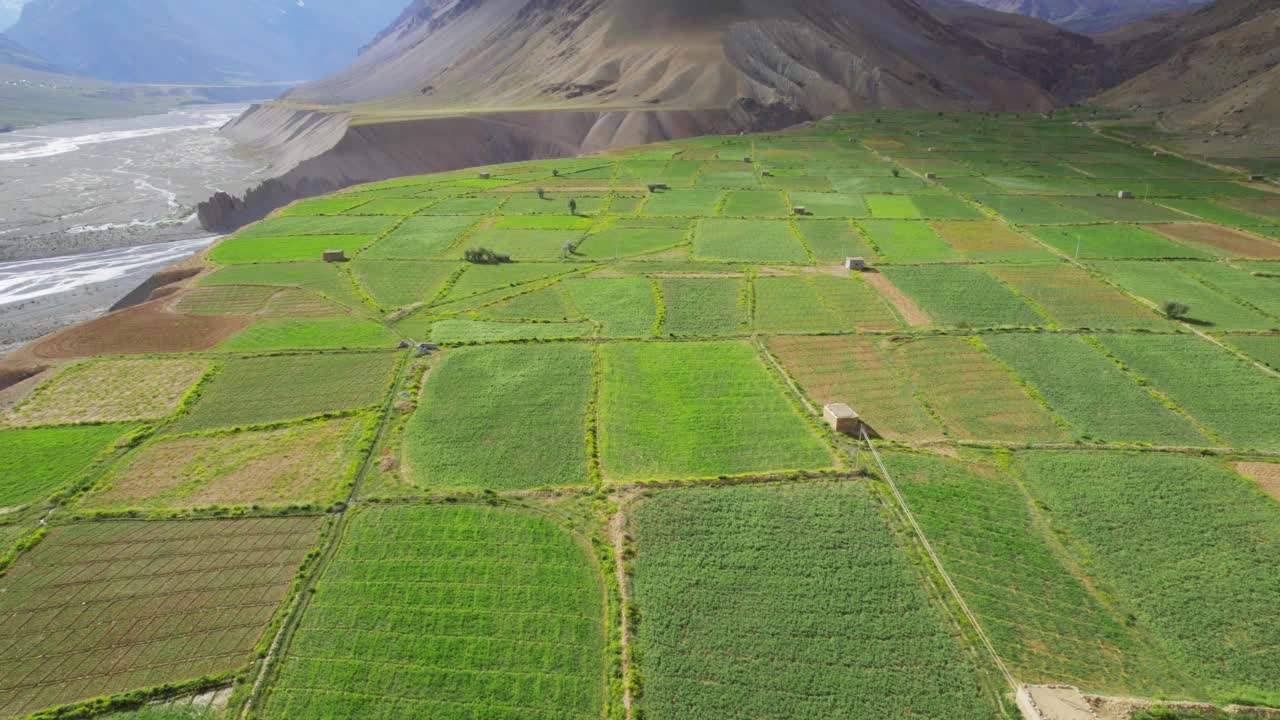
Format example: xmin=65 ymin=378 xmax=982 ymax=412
xmin=84 ymin=416 xmax=366 ymax=510
xmin=891 ymin=337 xmax=1068 ymax=443
xmin=767 ymin=335 xmax=941 ymax=442
xmin=1234 ymin=461 xmax=1280 ymax=503
xmin=8 ymin=358 xmax=209 ymax=426
xmin=0 ymin=517 xmax=322 ymax=719
xmin=24 ymin=300 xmax=250 ymax=359
xmin=1148 ymin=223 xmax=1280 ymax=259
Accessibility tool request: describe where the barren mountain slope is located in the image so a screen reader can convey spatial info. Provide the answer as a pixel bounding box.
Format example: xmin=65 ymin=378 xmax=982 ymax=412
xmin=0 ymin=31 xmax=52 ymax=71
xmin=1097 ymin=0 xmax=1280 ymax=130
xmin=286 ymin=0 xmax=1062 ymax=117
xmin=961 ymin=0 xmax=1211 ymax=34
xmin=918 ymin=0 xmax=1111 ymax=99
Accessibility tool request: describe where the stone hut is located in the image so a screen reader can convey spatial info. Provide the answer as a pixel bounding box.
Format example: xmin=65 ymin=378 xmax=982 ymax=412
xmin=478 ymin=172 xmax=491 ymax=180
xmin=845 ymin=256 xmax=867 ymax=272
xmin=1117 ymin=190 xmax=1134 ymax=200
xmin=323 ymin=250 xmax=348 ymax=263
xmin=824 ymin=404 xmax=863 ymax=436
xmin=925 ymin=172 xmax=939 ymax=180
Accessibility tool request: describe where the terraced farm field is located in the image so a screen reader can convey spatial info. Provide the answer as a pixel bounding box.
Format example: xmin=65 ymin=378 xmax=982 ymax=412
xmin=2 ymin=111 xmax=1279 ymax=719
xmin=258 ymin=505 xmax=606 ymax=719
xmin=0 ymin=518 xmax=322 ymax=718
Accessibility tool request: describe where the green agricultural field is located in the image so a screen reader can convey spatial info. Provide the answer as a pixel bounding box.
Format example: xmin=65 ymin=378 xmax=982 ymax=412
xmin=1030 ymin=225 xmax=1210 ymax=260
xmin=219 ymin=317 xmax=401 ymax=351
xmin=351 ymin=259 xmax=457 ymax=310
xmin=429 ymin=318 xmax=594 ymax=343
xmin=987 ymin=263 xmax=1170 ymax=330
xmin=931 ymin=221 xmax=1054 ymax=262
xmin=983 ymin=334 xmax=1207 ymax=445
xmin=767 ymin=335 xmax=941 ymax=442
xmin=361 ymin=215 xmax=478 ymax=259
xmin=788 ymin=192 xmax=866 ymax=217
xmin=860 ymin=219 xmax=960 ymax=263
xmin=693 ymin=219 xmax=809 ymax=263
xmin=576 ymin=221 xmax=689 ymax=260
xmin=642 ymin=189 xmax=723 ymax=217
xmin=279 ymin=198 xmax=370 ymax=216
xmin=754 ymin=275 xmax=887 ymax=333
xmin=0 ymin=424 xmax=129 ymax=509
xmin=403 ymin=344 xmax=593 ymax=490
xmin=208 ymin=235 xmax=379 ymax=265
xmin=1054 ymin=197 xmax=1187 ymax=223
xmin=259 ymin=505 xmax=607 ymax=720
xmin=1174 ymin=261 xmax=1280 ymax=319
xmin=85 ymin=415 xmax=370 ymax=511
xmin=563 ymin=276 xmax=657 ymax=337
xmin=1096 ymin=334 xmax=1280 ymax=451
xmin=174 ymin=353 xmax=398 ymax=432
xmin=1156 ymin=198 xmax=1280 ymax=228
xmin=882 ymin=265 xmax=1045 ymax=327
xmin=198 ymin=263 xmax=368 ymax=309
xmin=722 ymin=190 xmax=790 ymax=217
xmin=893 ymin=337 xmax=1068 ymax=442
xmin=629 ymin=482 xmax=1003 ymax=719
xmin=793 ymin=218 xmax=877 ymax=261
xmin=1093 ymin=261 xmax=1273 ymax=330
xmin=479 ymin=285 xmax=577 ymax=320
xmin=235 ymin=215 xmax=401 ymax=239
xmin=438 ymin=262 xmax=568 ymax=304
xmin=1229 ymin=334 xmax=1280 ymax=370
xmin=0 ymin=518 xmax=321 ymax=719
xmin=659 ymin=277 xmax=746 ymax=336
xmin=977 ymin=195 xmax=1099 ymax=224
xmin=889 ymin=452 xmax=1185 ymax=696
xmin=9 ymin=111 xmax=1280 ymax=720
xmin=1019 ymin=452 xmax=1280 ymax=705
xmin=598 ymin=341 xmax=833 ymax=481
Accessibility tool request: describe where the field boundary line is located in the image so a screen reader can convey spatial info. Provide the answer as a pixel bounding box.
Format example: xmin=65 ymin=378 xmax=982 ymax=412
xmin=239 ymin=351 xmax=411 ymax=718
xmin=861 ymin=427 xmax=1018 ymax=691
xmin=609 ymin=504 xmax=635 ymax=720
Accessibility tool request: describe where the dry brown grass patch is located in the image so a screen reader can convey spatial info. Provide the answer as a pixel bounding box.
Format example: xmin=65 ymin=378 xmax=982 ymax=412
xmin=85 ymin=416 xmax=365 ymax=510
xmin=7 ymin=358 xmax=209 ymax=426
xmin=1149 ymin=223 xmax=1280 ymax=259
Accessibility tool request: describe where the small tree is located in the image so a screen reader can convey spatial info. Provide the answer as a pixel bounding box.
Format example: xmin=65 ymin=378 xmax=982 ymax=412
xmin=536 ymin=187 xmax=546 ymax=200
xmin=1161 ymin=301 xmax=1190 ymax=320
xmin=891 ymin=169 xmax=900 ymax=178
xmin=568 ymin=198 xmax=578 ymax=216
xmin=464 ymin=247 xmax=511 ymax=265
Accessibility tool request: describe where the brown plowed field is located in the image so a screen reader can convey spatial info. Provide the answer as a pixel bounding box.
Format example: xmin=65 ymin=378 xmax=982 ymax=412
xmin=24 ymin=299 xmax=250 ymax=360
xmin=0 ymin=517 xmax=322 ymax=719
xmin=1149 ymin=223 xmax=1280 ymax=259
xmin=1235 ymin=461 xmax=1280 ymax=502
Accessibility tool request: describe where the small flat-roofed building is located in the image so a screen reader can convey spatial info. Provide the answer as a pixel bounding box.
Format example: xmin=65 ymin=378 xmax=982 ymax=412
xmin=824 ymin=404 xmax=863 ymax=436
